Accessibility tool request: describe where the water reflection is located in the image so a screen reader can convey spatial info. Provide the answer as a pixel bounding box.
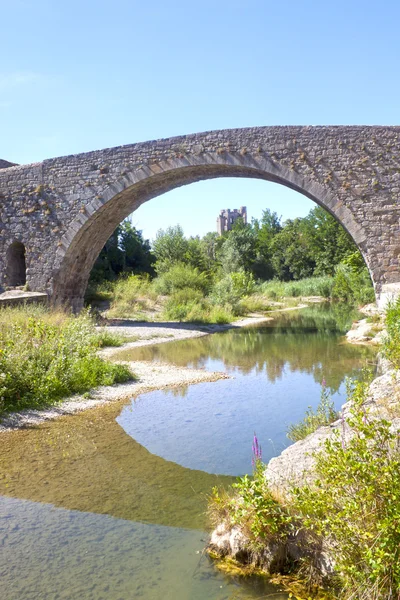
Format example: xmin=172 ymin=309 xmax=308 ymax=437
xmin=0 ymin=305 xmax=374 ymax=600
xmin=113 ymin=305 xmax=374 ymax=394
xmin=115 ymin=305 xmax=376 ymax=475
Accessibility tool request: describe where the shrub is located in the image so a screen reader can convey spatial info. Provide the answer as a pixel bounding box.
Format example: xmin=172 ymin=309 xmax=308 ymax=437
xmin=211 ymin=271 xmax=255 ymax=313
xmin=382 ymin=297 xmax=400 ymax=368
xmin=260 ymin=276 xmax=334 ymax=300
xmin=154 ymin=263 xmax=210 ymax=295
xmin=331 ymin=265 xmax=374 ymax=305
xmin=239 ymin=294 xmax=273 ymax=313
xmin=0 ymin=307 xmax=132 ymax=416
xmin=162 ymin=289 xmax=205 ymax=321
xmin=162 ymin=291 xmax=234 ymax=324
xmin=107 ymin=274 xmax=158 ymax=318
xmin=208 ymin=376 xmax=400 ymax=598
xmin=292 ymin=378 xmax=400 ymax=599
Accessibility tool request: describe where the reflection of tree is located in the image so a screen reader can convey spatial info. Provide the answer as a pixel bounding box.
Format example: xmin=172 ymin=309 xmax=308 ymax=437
xmin=116 ymin=306 xmax=376 ymax=394
xmin=170 ymin=385 xmax=189 ymax=398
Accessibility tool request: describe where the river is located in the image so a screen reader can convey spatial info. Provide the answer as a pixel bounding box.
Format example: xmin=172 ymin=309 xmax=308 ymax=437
xmin=0 ymin=304 xmax=376 ymax=599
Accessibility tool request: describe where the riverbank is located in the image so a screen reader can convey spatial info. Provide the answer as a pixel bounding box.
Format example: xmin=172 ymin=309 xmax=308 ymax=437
xmin=0 ymin=300 xmax=359 ymax=433
xmin=0 ymin=313 xmax=276 ymax=433
xmin=208 ymin=302 xmax=400 ymax=598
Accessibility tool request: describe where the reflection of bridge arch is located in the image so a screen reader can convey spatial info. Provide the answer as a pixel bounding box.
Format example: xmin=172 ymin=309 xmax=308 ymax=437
xmin=1 ymin=126 xmax=400 ymax=308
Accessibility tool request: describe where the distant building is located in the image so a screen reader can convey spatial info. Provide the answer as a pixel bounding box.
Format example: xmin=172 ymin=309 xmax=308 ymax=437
xmin=216 ymin=206 xmax=247 ymax=235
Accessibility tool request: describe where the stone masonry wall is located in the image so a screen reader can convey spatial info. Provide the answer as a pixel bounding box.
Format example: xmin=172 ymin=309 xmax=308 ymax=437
xmin=1 ymin=126 xmax=400 ymax=309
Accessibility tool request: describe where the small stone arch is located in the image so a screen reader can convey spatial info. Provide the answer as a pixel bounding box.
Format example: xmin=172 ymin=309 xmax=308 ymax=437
xmin=6 ymin=241 xmax=26 ymax=287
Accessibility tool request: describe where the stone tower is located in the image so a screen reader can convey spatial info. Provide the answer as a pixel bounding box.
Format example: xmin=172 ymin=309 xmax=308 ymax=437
xmin=216 ymin=206 xmax=247 ymax=235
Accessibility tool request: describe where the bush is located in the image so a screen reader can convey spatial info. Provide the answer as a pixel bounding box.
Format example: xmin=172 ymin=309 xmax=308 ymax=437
xmin=382 ymin=297 xmax=400 ymax=368
xmin=211 ymin=271 xmax=255 ymax=313
xmin=162 ymin=289 xmax=205 ymax=321
xmin=208 ymin=377 xmax=400 ymax=598
xmin=239 ymin=294 xmax=273 ymax=313
xmin=0 ymin=307 xmax=132 ymax=416
xmin=106 ymin=274 xmax=158 ymax=318
xmin=154 ymin=263 xmax=210 ymax=295
xmin=261 ymin=276 xmax=334 ymax=299
xmin=162 ymin=290 xmax=234 ymax=324
xmin=292 ymin=378 xmax=400 ymax=599
xmin=331 ymin=264 xmax=375 ymax=305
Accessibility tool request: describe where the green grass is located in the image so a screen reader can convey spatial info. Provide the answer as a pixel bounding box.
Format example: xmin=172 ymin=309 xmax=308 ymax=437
xmin=287 ymin=384 xmax=338 ymax=442
xmin=260 ymin=276 xmax=335 ymax=299
xmin=105 ymin=274 xmax=159 ymax=318
xmin=382 ymin=297 xmax=400 ymax=368
xmin=0 ymin=305 xmax=133 ymax=417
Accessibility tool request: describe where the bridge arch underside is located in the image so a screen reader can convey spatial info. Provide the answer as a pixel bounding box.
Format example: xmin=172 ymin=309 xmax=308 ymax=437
xmin=52 ymin=155 xmax=370 ymax=311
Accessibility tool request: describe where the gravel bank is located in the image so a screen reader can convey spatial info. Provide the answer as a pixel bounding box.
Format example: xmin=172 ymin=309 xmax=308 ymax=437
xmin=0 ymin=315 xmax=273 ymax=433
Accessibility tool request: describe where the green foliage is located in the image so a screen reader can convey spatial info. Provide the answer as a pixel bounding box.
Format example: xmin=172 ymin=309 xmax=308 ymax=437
xmin=382 ymin=297 xmax=400 ymax=368
xmin=95 ymin=328 xmax=126 ymax=347
xmin=292 ymin=378 xmax=400 ymax=599
xmin=163 ymin=289 xmax=205 ymax=321
xmin=0 ymin=307 xmax=132 ymax=416
xmin=261 ymin=276 xmax=335 ymax=299
xmin=306 ymin=207 xmax=357 ymax=277
xmin=218 ymin=219 xmax=257 ymax=274
xmin=239 ymin=294 xmax=273 ymax=313
xmin=331 ymin=264 xmax=374 ymax=305
xmin=211 ymin=271 xmax=255 ymax=313
xmin=269 ymin=218 xmax=316 ymax=281
xmin=154 ymin=263 xmax=210 ymax=295
xmin=90 ymin=220 xmax=155 ymax=283
xmin=208 ymin=373 xmax=400 ymax=598
xmin=287 ymin=384 xmax=338 ymax=442
xmin=209 ymin=461 xmax=292 ymax=551
xmin=106 ymin=274 xmax=157 ymax=318
xmin=152 ymin=225 xmax=190 ymax=273
xmin=162 ymin=289 xmax=234 ymax=324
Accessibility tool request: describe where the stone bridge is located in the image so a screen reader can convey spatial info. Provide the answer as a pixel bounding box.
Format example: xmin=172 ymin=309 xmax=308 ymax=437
xmin=1 ymin=126 xmax=400 ymax=310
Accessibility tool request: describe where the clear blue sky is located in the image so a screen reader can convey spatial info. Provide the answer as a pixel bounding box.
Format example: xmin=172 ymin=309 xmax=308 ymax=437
xmin=1 ymin=0 xmax=399 ymax=241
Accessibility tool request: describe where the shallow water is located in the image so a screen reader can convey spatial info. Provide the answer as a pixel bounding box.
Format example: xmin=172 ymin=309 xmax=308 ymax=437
xmin=0 ymin=304 xmax=376 ymax=599
xmin=115 ymin=305 xmax=376 ymax=475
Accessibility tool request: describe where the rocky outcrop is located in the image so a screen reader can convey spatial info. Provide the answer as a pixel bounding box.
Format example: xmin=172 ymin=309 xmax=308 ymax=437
xmin=209 ymin=360 xmax=400 ymax=578
xmin=209 ymin=520 xmax=335 ymax=577
xmin=346 ymin=318 xmax=375 ymax=343
xmin=266 ymin=366 xmax=400 ymax=493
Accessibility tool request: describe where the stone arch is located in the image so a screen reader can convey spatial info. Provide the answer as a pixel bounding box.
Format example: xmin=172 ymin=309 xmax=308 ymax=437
xmin=52 ymin=152 xmax=370 ymax=310
xmin=6 ymin=241 xmax=26 ymax=287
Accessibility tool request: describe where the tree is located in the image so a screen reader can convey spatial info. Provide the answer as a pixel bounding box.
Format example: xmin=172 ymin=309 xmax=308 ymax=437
xmin=253 ymin=209 xmax=282 ymax=280
xmin=218 ymin=218 xmax=257 ymax=274
xmin=90 ymin=220 xmax=155 ymax=282
xmin=152 ymin=225 xmax=189 ymax=273
xmin=269 ymin=218 xmax=315 ymax=280
xmin=306 ymin=206 xmax=356 ymax=276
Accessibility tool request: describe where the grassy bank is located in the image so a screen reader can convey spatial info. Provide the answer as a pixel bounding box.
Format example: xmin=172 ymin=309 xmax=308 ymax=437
xmin=260 ymin=268 xmax=374 ymax=305
xmin=0 ymin=305 xmax=133 ymax=417
xmin=208 ymin=307 xmax=400 ymax=599
xmin=86 ymin=265 xmax=374 ymax=323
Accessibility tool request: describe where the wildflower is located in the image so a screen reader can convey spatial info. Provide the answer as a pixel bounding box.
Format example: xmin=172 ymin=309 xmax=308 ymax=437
xmin=252 ymin=432 xmax=262 ymax=467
